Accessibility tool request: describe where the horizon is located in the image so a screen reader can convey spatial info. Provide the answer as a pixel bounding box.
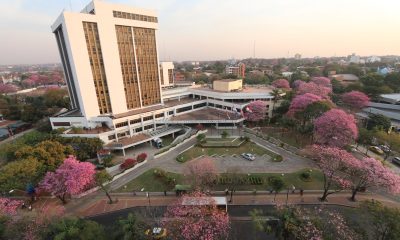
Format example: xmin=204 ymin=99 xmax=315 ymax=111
xmin=0 ymin=0 xmax=399 ymax=65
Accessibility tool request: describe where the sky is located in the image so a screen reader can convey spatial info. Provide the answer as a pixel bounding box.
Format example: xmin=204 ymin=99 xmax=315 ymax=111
xmin=0 ymin=0 xmax=399 ymax=65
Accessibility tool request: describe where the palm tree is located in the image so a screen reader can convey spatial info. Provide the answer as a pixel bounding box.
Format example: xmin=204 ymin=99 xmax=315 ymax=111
xmin=271 ymin=89 xmax=282 ymax=113
xmin=118 ymin=213 xmax=147 ymax=240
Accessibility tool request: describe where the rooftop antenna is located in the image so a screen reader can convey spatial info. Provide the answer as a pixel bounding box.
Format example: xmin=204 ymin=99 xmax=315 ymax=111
xmin=253 ymin=40 xmax=256 ymax=59
xmin=69 ymin=0 xmax=73 ymax=11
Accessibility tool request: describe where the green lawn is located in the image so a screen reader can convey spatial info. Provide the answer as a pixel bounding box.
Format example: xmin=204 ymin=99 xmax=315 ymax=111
xmin=260 ymin=127 xmax=312 ymax=148
xmin=200 ymin=137 xmax=244 ymax=147
xmin=115 ymin=169 xmax=184 ymax=192
xmin=114 ymin=168 xmax=324 ymax=192
xmin=161 ymin=135 xmax=175 ymax=147
xmin=177 ymin=141 xmax=278 ymax=163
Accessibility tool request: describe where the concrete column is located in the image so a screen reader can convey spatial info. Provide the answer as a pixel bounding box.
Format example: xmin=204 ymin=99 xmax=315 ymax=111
xmin=122 ymin=148 xmax=126 ymax=156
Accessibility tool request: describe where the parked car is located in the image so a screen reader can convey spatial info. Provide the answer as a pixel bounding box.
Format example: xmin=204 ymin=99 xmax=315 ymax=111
xmin=392 ymin=157 xmax=400 ymax=166
xmin=379 ymin=145 xmax=390 ymax=152
xmin=241 ymin=153 xmax=256 ymax=161
xmin=369 ymin=146 xmax=384 ymax=155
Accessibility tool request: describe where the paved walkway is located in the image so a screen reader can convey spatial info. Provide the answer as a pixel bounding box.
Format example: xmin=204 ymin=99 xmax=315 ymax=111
xmin=75 ymin=191 xmax=400 ymax=217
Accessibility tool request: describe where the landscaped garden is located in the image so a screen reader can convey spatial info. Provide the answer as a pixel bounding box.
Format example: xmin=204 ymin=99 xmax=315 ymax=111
xmin=115 ymin=168 xmax=324 ymax=192
xmin=176 ymin=139 xmax=282 ymax=163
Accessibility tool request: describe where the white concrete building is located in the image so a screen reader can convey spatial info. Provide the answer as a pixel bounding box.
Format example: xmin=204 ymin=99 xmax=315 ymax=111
xmin=50 ymin=0 xmax=279 ymax=154
xmin=160 ymin=62 xmax=174 ymax=87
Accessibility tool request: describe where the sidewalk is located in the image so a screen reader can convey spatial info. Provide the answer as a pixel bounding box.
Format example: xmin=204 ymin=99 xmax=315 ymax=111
xmin=76 ymin=191 xmax=400 ymax=217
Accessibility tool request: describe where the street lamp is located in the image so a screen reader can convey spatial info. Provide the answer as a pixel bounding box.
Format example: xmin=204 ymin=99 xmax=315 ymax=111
xmin=141 ymin=188 xmax=150 ymax=206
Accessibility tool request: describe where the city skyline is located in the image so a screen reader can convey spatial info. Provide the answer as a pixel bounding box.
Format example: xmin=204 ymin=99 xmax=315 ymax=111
xmin=0 ymin=0 xmax=399 ymax=65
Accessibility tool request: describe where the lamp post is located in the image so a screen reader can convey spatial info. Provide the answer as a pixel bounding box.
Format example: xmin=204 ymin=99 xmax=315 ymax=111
xmin=142 ymin=188 xmax=150 ymax=206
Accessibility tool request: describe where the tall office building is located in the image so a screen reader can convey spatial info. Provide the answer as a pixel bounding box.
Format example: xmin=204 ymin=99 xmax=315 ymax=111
xmin=50 ymin=1 xmax=277 ymax=155
xmin=52 ymin=0 xmax=162 ymax=119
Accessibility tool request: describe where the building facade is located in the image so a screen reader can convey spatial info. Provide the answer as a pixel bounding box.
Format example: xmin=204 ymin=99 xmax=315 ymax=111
xmin=50 ymin=1 xmax=278 ymax=155
xmin=225 ymin=62 xmax=246 ymax=78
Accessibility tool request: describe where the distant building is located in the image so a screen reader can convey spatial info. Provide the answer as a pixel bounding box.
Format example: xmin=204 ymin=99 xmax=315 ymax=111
xmin=282 ymin=72 xmax=293 ymax=79
xmin=356 ymin=94 xmax=400 ymax=131
xmin=329 ymin=74 xmax=359 ymax=85
xmin=349 ymin=53 xmax=361 ymax=64
xmin=377 ymin=67 xmax=393 ymax=76
xmin=367 ymin=56 xmax=381 ymax=63
xmin=294 ymin=53 xmax=301 ymax=60
xmin=174 ymin=72 xmax=186 ymax=82
xmin=0 ymin=73 xmax=20 ymax=84
xmin=225 ymin=62 xmax=245 ymax=78
xmin=213 ymin=79 xmax=243 ymax=92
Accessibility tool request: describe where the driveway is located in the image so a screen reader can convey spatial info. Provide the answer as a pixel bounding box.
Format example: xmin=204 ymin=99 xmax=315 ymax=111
xmin=108 ymin=133 xmax=315 ymax=190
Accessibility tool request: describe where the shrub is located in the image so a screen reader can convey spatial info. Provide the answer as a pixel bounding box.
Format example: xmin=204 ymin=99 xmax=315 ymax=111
xmin=120 ymin=158 xmax=137 ymax=170
xmin=153 ymin=169 xmax=167 ymax=178
xmin=221 ymin=131 xmax=229 ymax=139
xmin=102 ymin=155 xmax=113 ymax=167
xmin=249 ymin=176 xmax=263 ymax=185
xmin=272 ymin=155 xmax=283 ymax=162
xmin=137 ymin=153 xmax=147 ymax=163
xmin=300 ymin=172 xmax=312 ymax=181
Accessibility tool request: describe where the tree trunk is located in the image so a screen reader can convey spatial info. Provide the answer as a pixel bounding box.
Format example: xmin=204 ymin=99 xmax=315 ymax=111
xmin=350 ymin=189 xmax=358 ymax=202
xmin=105 ymin=189 xmax=113 ymax=204
xmin=58 ymin=193 xmax=67 ymax=204
xmin=320 ymin=189 xmax=329 ymax=202
xmin=274 ymin=191 xmax=277 ymax=202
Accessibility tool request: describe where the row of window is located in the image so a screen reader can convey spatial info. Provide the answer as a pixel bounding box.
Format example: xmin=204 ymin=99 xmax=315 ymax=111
xmin=108 ymin=124 xmax=155 ymax=140
xmin=113 ymin=11 xmax=158 ymax=23
xmin=115 ymin=113 xmax=165 ymax=129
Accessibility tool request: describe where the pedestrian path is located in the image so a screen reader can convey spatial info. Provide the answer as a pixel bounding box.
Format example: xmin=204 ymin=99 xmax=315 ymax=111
xmin=76 ymin=191 xmax=400 ymax=217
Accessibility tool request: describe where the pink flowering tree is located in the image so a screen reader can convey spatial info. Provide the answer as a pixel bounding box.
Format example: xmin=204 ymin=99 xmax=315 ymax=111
xmin=163 ymin=191 xmax=230 ymax=240
xmin=184 ymin=157 xmax=218 ymax=190
xmin=308 ymin=145 xmax=359 ymax=201
xmin=314 ymin=109 xmax=358 ymax=147
xmin=297 ymin=82 xmax=332 ymax=98
xmin=311 ymin=77 xmax=331 ymax=87
xmin=287 ymin=93 xmax=322 ymax=117
xmin=243 ymin=100 xmax=267 ymax=122
xmin=272 ymin=79 xmax=290 ymax=89
xmin=38 ymin=156 xmax=96 ymax=204
xmin=341 ymin=91 xmax=370 ymax=109
xmin=0 ymin=198 xmax=22 ymax=215
xmin=347 ymin=157 xmax=400 ymax=201
xmin=0 ymin=83 xmax=18 ymax=94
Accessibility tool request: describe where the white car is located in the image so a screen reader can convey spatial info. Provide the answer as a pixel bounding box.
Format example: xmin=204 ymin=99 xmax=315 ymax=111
xmin=392 ymin=157 xmax=400 ymax=166
xmin=241 ymin=153 xmax=256 ymax=161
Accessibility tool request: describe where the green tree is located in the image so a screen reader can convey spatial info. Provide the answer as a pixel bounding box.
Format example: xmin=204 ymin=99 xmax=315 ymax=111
xmin=15 ymin=140 xmax=74 ymax=172
xmin=0 ymin=157 xmax=42 ymax=192
xmin=269 ymin=176 xmax=285 ymax=202
xmin=117 ymin=213 xmax=147 ymax=240
xmin=57 ymin=137 xmax=103 ymax=160
xmin=357 ymin=128 xmax=375 ymax=154
xmin=221 ymin=130 xmax=229 ymax=139
xmin=271 ymin=89 xmax=282 ymax=112
xmin=384 ymin=72 xmax=400 ymax=92
xmin=359 ymin=200 xmax=400 ymax=240
xmin=95 ymin=170 xmax=114 ymax=204
xmin=45 ymin=217 xmax=106 ymax=240
xmin=361 ymin=73 xmax=392 ymax=99
xmin=366 ymin=113 xmax=391 ymax=132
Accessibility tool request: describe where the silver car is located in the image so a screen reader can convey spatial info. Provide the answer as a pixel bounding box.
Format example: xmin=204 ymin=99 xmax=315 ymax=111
xmin=241 ymin=153 xmax=256 ymax=161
